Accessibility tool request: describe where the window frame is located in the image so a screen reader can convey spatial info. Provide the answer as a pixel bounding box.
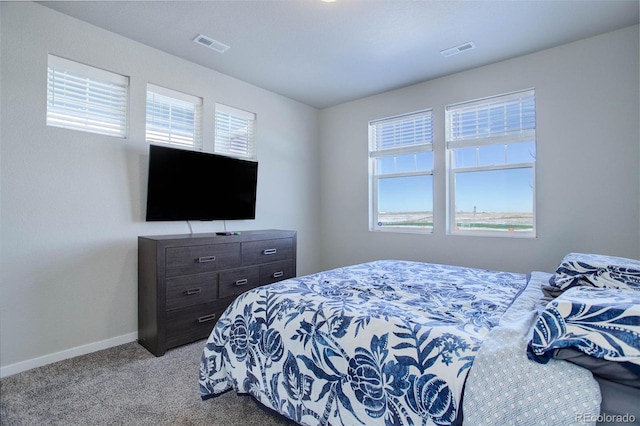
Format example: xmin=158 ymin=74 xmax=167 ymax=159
xmin=145 ymin=84 xmax=203 ymax=150
xmin=369 ymin=109 xmax=434 ymax=234
xmin=445 ymin=89 xmax=537 ymax=238
xmin=46 ymin=55 xmax=129 ymax=138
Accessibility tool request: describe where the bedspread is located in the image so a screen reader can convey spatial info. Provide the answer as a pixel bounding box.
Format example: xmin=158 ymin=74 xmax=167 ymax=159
xmin=200 ymin=260 xmax=526 ymax=425
xmin=463 ymin=271 xmax=601 ymax=425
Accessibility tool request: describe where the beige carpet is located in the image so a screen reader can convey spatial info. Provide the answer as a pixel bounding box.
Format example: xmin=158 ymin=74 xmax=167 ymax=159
xmin=0 ymin=340 xmax=292 ymax=425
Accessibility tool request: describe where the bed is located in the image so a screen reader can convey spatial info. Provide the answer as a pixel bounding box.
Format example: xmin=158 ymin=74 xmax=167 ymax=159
xmin=199 ymin=254 xmax=640 ymax=426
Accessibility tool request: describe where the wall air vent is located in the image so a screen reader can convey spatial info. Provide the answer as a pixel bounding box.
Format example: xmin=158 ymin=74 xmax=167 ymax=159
xmin=440 ymin=41 xmax=476 ymax=58
xmin=193 ymin=34 xmax=230 ymax=53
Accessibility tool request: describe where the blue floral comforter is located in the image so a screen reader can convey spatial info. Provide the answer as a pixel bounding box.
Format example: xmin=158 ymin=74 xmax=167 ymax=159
xmin=199 ymin=260 xmax=527 ymax=426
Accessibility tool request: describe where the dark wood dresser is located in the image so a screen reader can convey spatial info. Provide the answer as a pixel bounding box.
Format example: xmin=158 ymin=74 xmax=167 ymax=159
xmin=138 ymin=229 xmax=297 ymax=356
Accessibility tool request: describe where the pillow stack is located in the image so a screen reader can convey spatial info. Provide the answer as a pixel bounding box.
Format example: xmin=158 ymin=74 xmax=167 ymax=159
xmin=528 ymin=253 xmax=640 ymax=388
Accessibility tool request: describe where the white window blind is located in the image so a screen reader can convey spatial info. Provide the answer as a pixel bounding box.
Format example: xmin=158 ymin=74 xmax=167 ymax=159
xmin=47 ymin=55 xmax=129 ymax=138
xmin=146 ymin=84 xmax=203 ymax=150
xmin=214 ymin=103 xmax=256 ymax=160
xmin=446 ymin=89 xmax=536 ymax=148
xmin=370 ymin=110 xmax=433 ymax=157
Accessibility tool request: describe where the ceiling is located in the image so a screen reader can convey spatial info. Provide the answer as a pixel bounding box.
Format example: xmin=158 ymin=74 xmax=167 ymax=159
xmin=41 ymin=0 xmax=640 ymax=109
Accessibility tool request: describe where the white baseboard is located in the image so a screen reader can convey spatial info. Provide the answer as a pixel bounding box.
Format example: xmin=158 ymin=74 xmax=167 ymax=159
xmin=0 ymin=332 xmax=138 ymax=379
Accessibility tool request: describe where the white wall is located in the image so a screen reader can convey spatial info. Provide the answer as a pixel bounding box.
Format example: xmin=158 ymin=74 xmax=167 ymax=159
xmin=319 ymin=25 xmax=640 ymax=274
xmin=0 ymin=2 xmax=320 ymax=373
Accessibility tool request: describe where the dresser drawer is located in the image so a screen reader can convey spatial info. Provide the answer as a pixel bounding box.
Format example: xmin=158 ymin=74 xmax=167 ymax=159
xmin=242 ymin=238 xmax=293 ymax=265
xmin=219 ymin=266 xmax=261 ymax=299
xmin=165 ymin=273 xmax=218 ymax=310
xmin=260 ymin=260 xmax=295 ymax=285
xmin=165 ymin=301 xmax=226 ymax=348
xmin=166 ymin=243 xmax=241 ymax=277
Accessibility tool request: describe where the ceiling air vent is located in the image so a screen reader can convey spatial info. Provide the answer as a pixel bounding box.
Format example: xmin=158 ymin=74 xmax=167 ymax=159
xmin=440 ymin=41 xmax=476 ymax=58
xmin=193 ymin=34 xmax=230 ymax=53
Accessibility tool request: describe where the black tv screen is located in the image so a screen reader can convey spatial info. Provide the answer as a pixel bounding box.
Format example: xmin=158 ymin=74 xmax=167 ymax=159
xmin=145 ymin=144 xmax=258 ymax=221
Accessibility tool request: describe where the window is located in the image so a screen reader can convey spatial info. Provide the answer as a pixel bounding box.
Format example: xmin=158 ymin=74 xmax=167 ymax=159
xmin=369 ymin=110 xmax=434 ymax=233
xmin=214 ymin=103 xmax=256 ymax=160
xmin=446 ymin=89 xmax=536 ymax=236
xmin=146 ymin=84 xmax=203 ymax=150
xmin=47 ymin=55 xmax=128 ymax=137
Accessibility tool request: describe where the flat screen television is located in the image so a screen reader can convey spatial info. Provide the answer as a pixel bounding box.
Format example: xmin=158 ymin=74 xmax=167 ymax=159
xmin=145 ymin=144 xmax=258 ymax=221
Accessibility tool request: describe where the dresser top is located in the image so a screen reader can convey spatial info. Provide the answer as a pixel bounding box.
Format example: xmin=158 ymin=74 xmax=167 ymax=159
xmin=139 ymin=229 xmax=296 ymax=243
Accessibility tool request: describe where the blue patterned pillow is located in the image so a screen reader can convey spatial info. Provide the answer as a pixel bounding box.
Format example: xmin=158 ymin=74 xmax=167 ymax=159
xmin=527 ymin=286 xmax=640 ymax=377
xmin=550 ymin=252 xmax=640 ymax=292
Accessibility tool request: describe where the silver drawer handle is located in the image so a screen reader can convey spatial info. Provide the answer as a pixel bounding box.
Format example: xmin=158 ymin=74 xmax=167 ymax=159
xmin=198 ymin=314 xmax=216 ymax=323
xmin=197 ymin=255 xmax=216 ymax=263
xmin=263 ymin=248 xmax=277 ymax=255
xmin=185 ymin=288 xmax=201 ymax=295
xmin=273 ymin=271 xmax=284 ymax=278
xmin=234 ymin=278 xmax=248 ymax=286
